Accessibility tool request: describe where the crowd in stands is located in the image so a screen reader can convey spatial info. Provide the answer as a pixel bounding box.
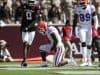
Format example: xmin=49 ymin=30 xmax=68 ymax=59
xmin=0 ymin=0 xmax=100 ymax=26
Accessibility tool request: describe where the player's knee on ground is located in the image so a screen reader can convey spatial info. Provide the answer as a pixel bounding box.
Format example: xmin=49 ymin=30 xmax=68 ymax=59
xmin=81 ymin=42 xmax=86 ymax=47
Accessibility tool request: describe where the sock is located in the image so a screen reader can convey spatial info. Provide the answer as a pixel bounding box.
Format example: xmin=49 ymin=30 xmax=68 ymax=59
xmin=87 ymin=49 xmax=92 ymax=63
xmin=82 ymin=47 xmax=87 ymax=63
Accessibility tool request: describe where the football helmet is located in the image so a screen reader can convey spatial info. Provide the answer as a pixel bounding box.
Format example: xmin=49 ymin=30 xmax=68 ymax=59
xmin=38 ymin=21 xmax=47 ymax=30
xmin=79 ymin=0 xmax=89 ymax=8
xmin=27 ymin=0 xmax=35 ymax=7
xmin=0 ymin=40 xmax=7 ymax=48
xmin=38 ymin=21 xmax=47 ymax=35
xmin=79 ymin=0 xmax=89 ymax=5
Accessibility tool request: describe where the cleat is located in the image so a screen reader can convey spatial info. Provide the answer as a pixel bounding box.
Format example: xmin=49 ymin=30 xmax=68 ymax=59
xmin=41 ymin=64 xmax=48 ymax=67
xmin=68 ymin=60 xmax=77 ymax=66
xmin=41 ymin=62 xmax=48 ymax=67
xmin=21 ymin=61 xmax=28 ymax=67
xmin=88 ymin=62 xmax=93 ymax=66
xmin=80 ymin=63 xmax=88 ymax=66
xmin=67 ymin=58 xmax=77 ymax=66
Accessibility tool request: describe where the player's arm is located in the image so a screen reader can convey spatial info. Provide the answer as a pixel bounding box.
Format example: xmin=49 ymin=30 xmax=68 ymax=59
xmin=50 ymin=33 xmax=58 ymax=51
xmin=73 ymin=13 xmax=78 ymax=33
xmin=92 ymin=9 xmax=99 ymax=30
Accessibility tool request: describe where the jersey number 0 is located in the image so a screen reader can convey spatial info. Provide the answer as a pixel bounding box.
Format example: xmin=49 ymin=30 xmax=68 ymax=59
xmin=26 ymin=11 xmax=32 ymax=20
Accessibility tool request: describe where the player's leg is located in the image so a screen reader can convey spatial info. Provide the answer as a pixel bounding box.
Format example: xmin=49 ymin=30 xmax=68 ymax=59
xmin=87 ymin=45 xmax=92 ymax=66
xmin=94 ymin=37 xmax=100 ymax=67
xmin=21 ymin=42 xmax=29 ymax=63
xmin=63 ymin=40 xmax=77 ymax=65
xmin=54 ymin=44 xmax=68 ymax=67
xmin=21 ymin=31 xmax=35 ymax=67
xmin=39 ymin=44 xmax=52 ymax=67
xmin=4 ymin=49 xmax=14 ymax=62
xmin=86 ymin=29 xmax=92 ymax=66
xmin=91 ymin=37 xmax=95 ymax=62
xmin=78 ymin=28 xmax=88 ymax=66
xmin=63 ymin=39 xmax=71 ymax=58
xmin=40 ymin=50 xmax=47 ymax=67
xmin=21 ymin=32 xmax=29 ymax=67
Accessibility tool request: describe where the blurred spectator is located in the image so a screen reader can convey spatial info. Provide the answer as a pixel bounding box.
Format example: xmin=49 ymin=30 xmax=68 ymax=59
xmin=0 ymin=40 xmax=13 ymax=62
xmin=96 ymin=3 xmax=100 ymax=25
xmin=48 ymin=0 xmax=62 ymax=24
xmin=60 ymin=0 xmax=74 ymax=25
xmin=14 ymin=0 xmax=23 ymax=24
xmin=0 ymin=1 xmax=11 ymax=24
xmin=91 ymin=0 xmax=100 ymax=25
xmin=0 ymin=0 xmax=100 ymax=25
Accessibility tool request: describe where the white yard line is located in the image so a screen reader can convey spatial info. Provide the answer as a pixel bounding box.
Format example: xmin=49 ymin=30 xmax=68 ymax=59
xmin=0 ymin=67 xmax=100 ymax=70
xmin=0 ymin=64 xmax=100 ymax=70
xmin=55 ymin=71 xmax=100 ymax=75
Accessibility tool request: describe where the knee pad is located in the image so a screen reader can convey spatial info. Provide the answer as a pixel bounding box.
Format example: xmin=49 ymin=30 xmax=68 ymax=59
xmin=81 ymin=42 xmax=86 ymax=47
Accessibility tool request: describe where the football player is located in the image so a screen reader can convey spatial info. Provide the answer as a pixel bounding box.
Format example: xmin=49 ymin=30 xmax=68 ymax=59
xmin=37 ymin=21 xmax=69 ymax=67
xmin=0 ymin=40 xmax=13 ymax=62
xmin=91 ymin=25 xmax=100 ymax=67
xmin=21 ymin=0 xmax=40 ymax=67
xmin=73 ymin=0 xmax=99 ymax=66
xmin=62 ymin=20 xmax=77 ymax=66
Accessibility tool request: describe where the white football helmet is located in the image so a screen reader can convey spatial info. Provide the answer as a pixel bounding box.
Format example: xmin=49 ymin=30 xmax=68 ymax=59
xmin=79 ymin=0 xmax=89 ymax=5
xmin=0 ymin=40 xmax=7 ymax=49
xmin=78 ymin=0 xmax=89 ymax=8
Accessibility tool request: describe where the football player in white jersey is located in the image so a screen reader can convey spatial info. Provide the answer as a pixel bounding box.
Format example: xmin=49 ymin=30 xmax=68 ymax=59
xmin=73 ymin=0 xmax=99 ymax=66
xmin=37 ymin=21 xmax=69 ymax=67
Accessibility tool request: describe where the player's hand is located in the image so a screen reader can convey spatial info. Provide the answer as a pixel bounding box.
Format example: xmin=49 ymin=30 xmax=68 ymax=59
xmin=25 ymin=27 xmax=28 ymax=31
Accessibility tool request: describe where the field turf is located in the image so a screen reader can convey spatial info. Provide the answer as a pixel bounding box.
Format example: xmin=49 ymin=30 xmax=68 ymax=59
xmin=0 ymin=62 xmax=100 ymax=75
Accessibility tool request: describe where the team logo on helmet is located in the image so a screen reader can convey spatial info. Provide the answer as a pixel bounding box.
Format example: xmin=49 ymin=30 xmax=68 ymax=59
xmin=79 ymin=0 xmax=89 ymax=4
xmin=38 ymin=21 xmax=47 ymax=35
xmin=38 ymin=21 xmax=47 ymax=29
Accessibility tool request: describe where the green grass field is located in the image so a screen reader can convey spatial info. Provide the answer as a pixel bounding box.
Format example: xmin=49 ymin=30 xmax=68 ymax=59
xmin=0 ymin=62 xmax=100 ymax=75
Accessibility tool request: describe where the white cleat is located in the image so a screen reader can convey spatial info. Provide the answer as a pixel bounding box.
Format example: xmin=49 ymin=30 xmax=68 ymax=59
xmin=88 ymin=62 xmax=93 ymax=66
xmin=68 ymin=58 xmax=77 ymax=66
xmin=80 ymin=63 xmax=88 ymax=66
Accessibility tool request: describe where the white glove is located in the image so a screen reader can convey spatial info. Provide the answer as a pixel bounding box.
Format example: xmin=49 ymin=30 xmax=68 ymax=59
xmin=25 ymin=27 xmax=28 ymax=31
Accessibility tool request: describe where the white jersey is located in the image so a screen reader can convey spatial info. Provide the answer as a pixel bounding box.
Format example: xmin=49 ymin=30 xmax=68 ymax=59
xmin=39 ymin=26 xmax=66 ymax=66
xmin=74 ymin=4 xmax=96 ymax=28
xmin=46 ymin=26 xmax=62 ymax=45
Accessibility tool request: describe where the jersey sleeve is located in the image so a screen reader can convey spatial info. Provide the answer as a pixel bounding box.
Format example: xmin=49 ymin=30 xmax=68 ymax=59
xmin=91 ymin=5 xmax=96 ymax=13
